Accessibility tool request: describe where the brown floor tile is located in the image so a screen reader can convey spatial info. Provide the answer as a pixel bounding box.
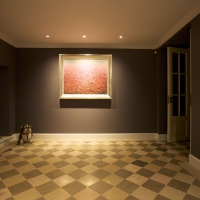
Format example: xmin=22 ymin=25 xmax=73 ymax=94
xmin=89 ymin=180 xmax=112 ymax=194
xmin=62 ymin=181 xmax=86 ymax=195
xmin=8 ymin=181 xmax=32 ymax=196
xmin=116 ymin=180 xmax=138 ymax=194
xmin=45 ymin=169 xmax=65 ymax=180
xmin=35 ymin=181 xmax=59 ymax=196
xmin=23 ymin=169 xmax=42 ymax=179
xmin=92 ymin=169 xmax=110 ymax=179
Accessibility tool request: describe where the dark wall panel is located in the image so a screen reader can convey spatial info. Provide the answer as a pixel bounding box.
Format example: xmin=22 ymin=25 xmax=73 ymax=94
xmin=0 ymin=39 xmax=16 ymax=136
xmin=16 ymin=48 xmax=157 ymax=134
xmin=191 ymin=14 xmax=200 ymax=160
xmin=0 ymin=67 xmax=10 ymax=135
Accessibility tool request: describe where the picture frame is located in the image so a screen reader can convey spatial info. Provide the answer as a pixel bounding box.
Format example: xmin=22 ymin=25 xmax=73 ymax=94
xmin=59 ymin=54 xmax=112 ymax=99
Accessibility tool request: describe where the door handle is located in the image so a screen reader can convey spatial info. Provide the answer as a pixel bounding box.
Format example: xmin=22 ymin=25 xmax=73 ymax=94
xmin=168 ymin=96 xmax=173 ymax=105
xmin=170 ymin=97 xmax=173 ymax=105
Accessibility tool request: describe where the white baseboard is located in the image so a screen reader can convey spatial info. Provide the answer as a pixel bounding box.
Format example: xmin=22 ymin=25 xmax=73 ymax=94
xmin=0 ymin=135 xmax=17 ymax=153
xmin=156 ymin=134 xmax=167 ymax=141
xmin=189 ymin=154 xmax=200 ymax=170
xmin=14 ymin=133 xmax=167 ymax=141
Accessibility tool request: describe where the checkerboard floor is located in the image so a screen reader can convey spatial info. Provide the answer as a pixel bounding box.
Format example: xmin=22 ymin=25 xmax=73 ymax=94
xmin=0 ymin=140 xmax=200 ymax=200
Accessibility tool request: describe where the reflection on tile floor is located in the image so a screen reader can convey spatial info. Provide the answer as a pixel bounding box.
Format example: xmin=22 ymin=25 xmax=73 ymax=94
xmin=0 ymin=140 xmax=200 ymax=200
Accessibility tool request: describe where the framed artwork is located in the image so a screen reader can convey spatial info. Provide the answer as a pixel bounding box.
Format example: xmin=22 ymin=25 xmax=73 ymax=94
xmin=59 ymin=54 xmax=112 ymax=99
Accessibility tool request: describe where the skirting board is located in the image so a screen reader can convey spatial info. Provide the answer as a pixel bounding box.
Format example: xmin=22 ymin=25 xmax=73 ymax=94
xmin=0 ymin=135 xmax=18 ymax=153
xmin=14 ymin=133 xmax=167 ymax=141
xmin=189 ymin=154 xmax=200 ymax=170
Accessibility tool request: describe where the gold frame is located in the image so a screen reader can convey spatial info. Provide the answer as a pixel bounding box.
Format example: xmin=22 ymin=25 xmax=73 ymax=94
xmin=59 ymin=54 xmax=112 ymax=99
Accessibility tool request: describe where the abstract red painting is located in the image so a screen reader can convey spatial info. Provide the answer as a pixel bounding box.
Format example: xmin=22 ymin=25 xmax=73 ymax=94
xmin=59 ymin=54 xmax=112 ymax=99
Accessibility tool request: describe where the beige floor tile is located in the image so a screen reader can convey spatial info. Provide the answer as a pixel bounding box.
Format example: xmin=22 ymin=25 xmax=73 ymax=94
xmin=173 ymin=172 xmax=195 ymax=184
xmin=121 ymin=156 xmax=134 ymax=163
xmin=78 ymin=174 xmax=99 ymax=187
xmin=118 ymin=150 xmax=132 ymax=156
xmin=132 ymin=186 xmax=158 ymax=200
xmin=43 ymin=188 xmax=71 ymax=200
xmin=187 ymin=185 xmax=200 ymax=198
xmin=16 ymin=164 xmax=36 ymax=174
xmin=81 ymin=164 xmax=99 ymax=174
xmin=60 ymin=164 xmax=78 ymax=174
xmin=86 ymin=151 xmax=99 ymax=157
xmin=123 ymin=164 xmax=141 ymax=173
xmin=150 ymin=173 xmax=172 ymax=185
xmin=13 ymin=188 xmax=42 ymax=200
xmin=53 ymin=174 xmax=75 ymax=187
xmin=39 ymin=164 xmax=57 ymax=174
xmin=101 ymin=151 xmax=115 ymax=157
xmin=51 ymin=151 xmax=67 ymax=156
xmin=68 ymin=150 xmax=82 ymax=157
xmin=102 ymin=157 xmax=117 ymax=164
xmin=66 ymin=157 xmax=80 ymax=164
xmin=0 ymin=157 xmax=6 ymax=162
xmin=7 ymin=156 xmax=24 ymax=164
xmin=28 ymin=174 xmax=51 ymax=187
xmin=139 ymin=156 xmax=154 ymax=163
xmin=103 ymin=174 xmax=124 ymax=186
xmin=0 ymin=165 xmax=15 ymax=173
xmin=151 ymin=150 xmax=164 ymax=155
xmin=3 ymin=174 xmax=26 ymax=187
xmin=127 ymin=173 xmax=148 ymax=185
xmin=0 ymin=187 xmax=12 ymax=200
xmin=27 ymin=157 xmax=43 ymax=164
xmin=45 ymin=156 xmax=62 ymax=164
xmin=159 ymin=185 xmax=186 ymax=200
xmin=84 ymin=157 xmax=99 ymax=164
xmin=144 ymin=163 xmax=162 ymax=172
xmin=102 ymin=164 xmax=120 ymax=173
xmin=103 ymin=187 xmax=129 ymax=200
xmin=74 ymin=187 xmax=100 ymax=200
xmin=35 ymin=151 xmax=48 ymax=157
xmin=42 ymin=146 xmax=55 ymax=151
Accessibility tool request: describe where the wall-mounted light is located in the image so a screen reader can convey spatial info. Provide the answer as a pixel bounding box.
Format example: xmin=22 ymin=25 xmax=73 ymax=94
xmin=119 ymin=36 xmax=123 ymax=39
xmin=46 ymin=35 xmax=50 ymax=38
xmin=83 ymin=35 xmax=86 ymax=38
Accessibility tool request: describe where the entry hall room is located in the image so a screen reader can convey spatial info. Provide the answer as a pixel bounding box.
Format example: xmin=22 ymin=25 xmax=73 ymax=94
xmin=0 ymin=1 xmax=200 ymax=199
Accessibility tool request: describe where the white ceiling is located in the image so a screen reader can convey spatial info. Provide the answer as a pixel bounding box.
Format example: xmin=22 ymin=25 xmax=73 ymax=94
xmin=0 ymin=0 xmax=200 ymax=49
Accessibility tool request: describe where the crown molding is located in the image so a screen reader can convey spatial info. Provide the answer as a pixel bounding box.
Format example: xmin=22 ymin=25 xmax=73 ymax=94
xmin=156 ymin=2 xmax=200 ymax=48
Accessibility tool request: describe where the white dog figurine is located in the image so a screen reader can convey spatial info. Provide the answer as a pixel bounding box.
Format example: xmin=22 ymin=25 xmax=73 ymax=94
xmin=18 ymin=124 xmax=33 ymax=145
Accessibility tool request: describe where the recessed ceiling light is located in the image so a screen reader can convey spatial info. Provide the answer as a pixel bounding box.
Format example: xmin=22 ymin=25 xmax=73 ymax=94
xmin=83 ymin=35 xmax=86 ymax=38
xmin=46 ymin=35 xmax=50 ymax=38
xmin=119 ymin=36 xmax=123 ymax=39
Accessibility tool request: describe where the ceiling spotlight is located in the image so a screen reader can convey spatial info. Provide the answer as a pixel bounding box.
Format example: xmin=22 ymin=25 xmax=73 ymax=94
xmin=83 ymin=35 xmax=86 ymax=38
xmin=119 ymin=36 xmax=123 ymax=39
xmin=46 ymin=35 xmax=50 ymax=38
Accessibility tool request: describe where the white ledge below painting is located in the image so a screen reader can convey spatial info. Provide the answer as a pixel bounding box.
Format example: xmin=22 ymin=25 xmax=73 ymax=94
xmin=59 ymin=94 xmax=112 ymax=100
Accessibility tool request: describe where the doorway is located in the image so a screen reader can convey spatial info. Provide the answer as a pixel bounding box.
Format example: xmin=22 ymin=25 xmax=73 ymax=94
xmin=167 ymin=47 xmax=190 ymax=142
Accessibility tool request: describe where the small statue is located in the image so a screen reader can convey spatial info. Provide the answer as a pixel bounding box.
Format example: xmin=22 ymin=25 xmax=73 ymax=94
xmin=18 ymin=124 xmax=33 ymax=145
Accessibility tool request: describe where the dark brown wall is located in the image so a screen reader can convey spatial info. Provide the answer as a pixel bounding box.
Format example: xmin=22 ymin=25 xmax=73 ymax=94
xmin=157 ymin=49 xmax=167 ymax=134
xmin=191 ymin=14 xmax=200 ymax=160
xmin=16 ymin=48 xmax=158 ymax=133
xmin=0 ymin=39 xmax=16 ymax=136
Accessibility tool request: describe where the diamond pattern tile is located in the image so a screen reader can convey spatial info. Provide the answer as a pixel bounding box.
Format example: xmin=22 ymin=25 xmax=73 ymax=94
xmin=0 ymin=140 xmax=199 ymax=199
